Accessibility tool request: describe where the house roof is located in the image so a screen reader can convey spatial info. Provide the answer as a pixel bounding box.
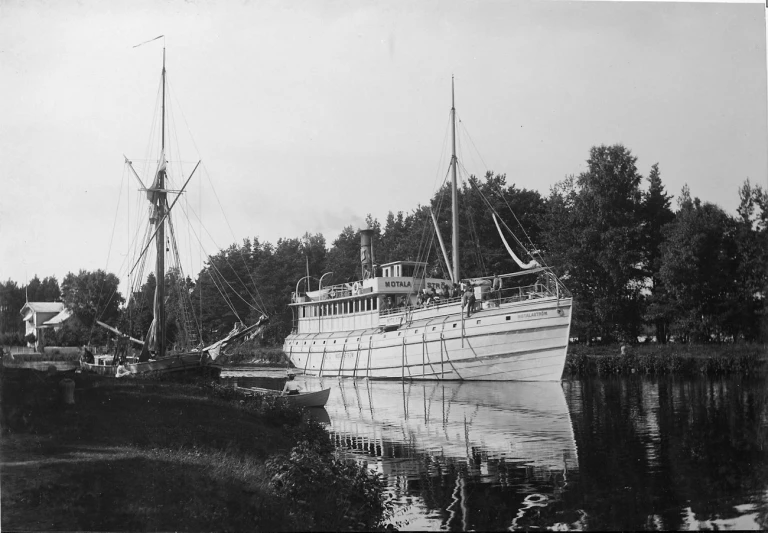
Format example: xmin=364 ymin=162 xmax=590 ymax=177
xmin=42 ymin=308 xmax=72 ymax=327
xmin=20 ymin=302 xmax=65 ymax=316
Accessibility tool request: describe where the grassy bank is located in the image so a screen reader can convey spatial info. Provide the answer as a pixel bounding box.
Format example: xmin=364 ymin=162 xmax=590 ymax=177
xmin=2 ymin=347 xmax=82 ymax=363
xmin=2 ymin=343 xmax=292 ymax=368
xmin=0 ymin=367 xmax=390 ymax=531
xmin=565 ymin=343 xmax=767 ymax=377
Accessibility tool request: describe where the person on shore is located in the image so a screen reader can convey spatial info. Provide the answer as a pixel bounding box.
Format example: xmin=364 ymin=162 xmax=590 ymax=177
xmin=115 ymin=362 xmax=131 ymax=378
xmin=81 ymin=346 xmax=94 ymax=365
xmin=281 ymin=372 xmax=301 ymax=396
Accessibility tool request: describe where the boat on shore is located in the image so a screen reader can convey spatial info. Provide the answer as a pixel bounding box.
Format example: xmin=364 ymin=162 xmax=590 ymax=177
xmin=235 ymin=385 xmax=331 ymax=408
xmin=81 ymin=42 xmax=267 ymax=378
xmin=282 ymin=82 xmax=573 ymax=381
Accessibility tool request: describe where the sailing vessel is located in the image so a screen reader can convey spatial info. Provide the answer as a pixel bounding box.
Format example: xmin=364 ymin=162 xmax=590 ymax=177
xmin=81 ymin=44 xmax=267 ymax=377
xmin=283 ymin=81 xmax=573 ymax=381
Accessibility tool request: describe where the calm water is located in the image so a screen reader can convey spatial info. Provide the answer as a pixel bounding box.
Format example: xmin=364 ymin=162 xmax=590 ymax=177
xmin=224 ymin=371 xmax=768 ymax=531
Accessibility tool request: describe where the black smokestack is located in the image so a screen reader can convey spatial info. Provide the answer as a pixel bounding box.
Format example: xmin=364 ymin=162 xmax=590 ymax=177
xmin=360 ymin=228 xmax=375 ymax=280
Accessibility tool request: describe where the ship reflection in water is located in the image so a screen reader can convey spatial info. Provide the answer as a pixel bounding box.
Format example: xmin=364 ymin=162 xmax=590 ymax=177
xmin=224 ymin=373 xmax=768 ymax=531
xmin=319 ymin=379 xmax=580 ymax=531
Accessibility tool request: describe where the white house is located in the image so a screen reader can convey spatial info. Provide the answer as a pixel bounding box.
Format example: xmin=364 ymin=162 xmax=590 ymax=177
xmin=20 ymin=302 xmax=71 ymax=350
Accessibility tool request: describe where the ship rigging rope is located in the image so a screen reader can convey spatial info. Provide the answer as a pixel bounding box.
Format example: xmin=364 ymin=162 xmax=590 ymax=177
xmin=456 ymin=159 xmax=530 ymax=255
xmin=406 ymin=110 xmax=452 ymax=286
xmin=88 ymin=165 xmax=130 ymax=344
xmin=207 ymin=264 xmax=243 ymax=323
xmin=456 ymin=119 xmax=547 ymax=267
xmin=201 ymin=164 xmax=267 ymax=314
xmin=425 ymin=164 xmax=453 ymax=275
xmin=455 ymin=127 xmax=487 ymax=275
xmin=167 ymin=211 xmax=203 ymax=337
xmin=167 ymin=77 xmax=267 ymax=315
xmin=174 ymin=199 xmax=265 ymax=315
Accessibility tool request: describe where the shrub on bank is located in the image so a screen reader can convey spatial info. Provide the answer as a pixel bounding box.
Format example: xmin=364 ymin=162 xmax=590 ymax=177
xmin=266 ymin=440 xmax=392 ymax=531
xmin=565 ymin=344 xmax=766 ymax=377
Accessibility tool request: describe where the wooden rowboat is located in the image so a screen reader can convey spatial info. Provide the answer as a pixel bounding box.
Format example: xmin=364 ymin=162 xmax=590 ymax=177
xmin=236 ymin=386 xmax=331 ymax=408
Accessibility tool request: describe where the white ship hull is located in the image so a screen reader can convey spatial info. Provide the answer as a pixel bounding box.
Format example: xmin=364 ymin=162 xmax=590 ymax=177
xmin=284 ymin=295 xmax=572 ymax=381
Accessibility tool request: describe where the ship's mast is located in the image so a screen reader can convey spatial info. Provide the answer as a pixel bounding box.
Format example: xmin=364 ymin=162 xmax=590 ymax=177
xmin=155 ymin=47 xmax=167 ymax=358
xmin=450 ymin=76 xmax=460 ymax=283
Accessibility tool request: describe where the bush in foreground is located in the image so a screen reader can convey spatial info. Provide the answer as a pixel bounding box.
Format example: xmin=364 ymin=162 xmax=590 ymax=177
xmin=267 ymin=439 xmax=393 ymax=531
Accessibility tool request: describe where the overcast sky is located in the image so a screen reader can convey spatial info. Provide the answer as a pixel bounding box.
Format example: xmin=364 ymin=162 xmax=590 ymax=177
xmin=1 ymin=0 xmax=766 ymax=288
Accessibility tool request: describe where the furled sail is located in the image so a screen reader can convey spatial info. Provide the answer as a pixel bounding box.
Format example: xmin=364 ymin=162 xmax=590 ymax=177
xmin=492 ymin=213 xmax=540 ymax=270
xmin=203 ymin=316 xmax=269 ymax=361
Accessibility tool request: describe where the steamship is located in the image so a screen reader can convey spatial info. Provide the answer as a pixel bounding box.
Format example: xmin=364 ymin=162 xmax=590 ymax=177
xmin=282 ymin=84 xmax=573 ymax=381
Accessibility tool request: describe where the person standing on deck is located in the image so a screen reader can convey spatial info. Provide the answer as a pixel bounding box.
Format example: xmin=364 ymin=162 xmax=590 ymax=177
xmin=281 ymin=372 xmax=301 ymax=396
xmin=463 ymin=286 xmax=476 ymax=318
xmin=492 ymin=274 xmax=502 ymax=300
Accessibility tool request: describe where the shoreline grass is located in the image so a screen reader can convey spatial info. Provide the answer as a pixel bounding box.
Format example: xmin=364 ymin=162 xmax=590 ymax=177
xmin=565 ymin=343 xmax=767 ymax=377
xmin=0 ymin=367 xmax=390 ymax=531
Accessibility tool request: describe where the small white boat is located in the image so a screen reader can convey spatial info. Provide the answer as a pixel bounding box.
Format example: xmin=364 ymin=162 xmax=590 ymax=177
xmin=236 ymin=386 xmax=332 ymax=408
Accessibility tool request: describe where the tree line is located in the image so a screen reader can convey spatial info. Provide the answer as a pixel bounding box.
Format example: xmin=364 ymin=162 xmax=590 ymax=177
xmin=2 ymin=144 xmax=765 ymax=347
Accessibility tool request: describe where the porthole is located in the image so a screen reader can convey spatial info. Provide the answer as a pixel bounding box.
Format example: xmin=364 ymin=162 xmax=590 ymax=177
xmin=432 ymin=327 xmax=436 ymax=331
xmin=506 ymin=316 xmax=511 ymax=321
xmin=323 ymin=341 xmax=326 ymax=344
xmin=398 ymin=332 xmax=401 ymax=336
xmin=476 ymin=320 xmax=481 ymax=324
xmin=415 ymin=329 xmax=419 ymax=334
xmin=333 ymin=340 xmax=336 ymax=344
xmin=453 ymin=324 xmax=457 ymax=328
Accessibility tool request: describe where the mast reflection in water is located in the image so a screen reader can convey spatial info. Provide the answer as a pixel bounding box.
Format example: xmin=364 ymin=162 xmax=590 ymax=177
xmin=227 ymin=373 xmax=767 ymax=531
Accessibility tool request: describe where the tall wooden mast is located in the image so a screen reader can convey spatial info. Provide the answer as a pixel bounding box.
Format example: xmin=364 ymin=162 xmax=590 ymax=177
xmin=155 ymin=46 xmax=167 ymax=358
xmin=450 ymin=76 xmax=460 ymax=283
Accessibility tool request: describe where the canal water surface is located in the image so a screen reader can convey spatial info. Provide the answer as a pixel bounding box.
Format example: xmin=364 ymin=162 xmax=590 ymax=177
xmin=224 ymin=371 xmax=767 ymax=531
